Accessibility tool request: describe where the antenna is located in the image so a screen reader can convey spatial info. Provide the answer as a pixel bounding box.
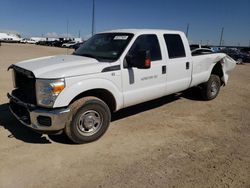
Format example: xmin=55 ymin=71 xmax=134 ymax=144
xmin=92 ymin=0 xmax=95 ymax=36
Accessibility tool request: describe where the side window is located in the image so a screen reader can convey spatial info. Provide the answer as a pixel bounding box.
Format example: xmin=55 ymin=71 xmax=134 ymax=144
xmin=128 ymin=34 xmax=162 ymax=61
xmin=164 ymin=34 xmax=186 ymax=59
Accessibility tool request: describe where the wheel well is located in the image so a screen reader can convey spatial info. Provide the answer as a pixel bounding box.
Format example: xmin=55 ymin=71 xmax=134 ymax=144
xmin=211 ymin=62 xmax=224 ymax=85
xmin=69 ymin=89 xmax=117 ymax=112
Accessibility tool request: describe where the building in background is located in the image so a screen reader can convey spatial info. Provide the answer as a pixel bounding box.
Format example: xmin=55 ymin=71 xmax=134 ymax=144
xmin=0 ymin=32 xmax=21 ymax=42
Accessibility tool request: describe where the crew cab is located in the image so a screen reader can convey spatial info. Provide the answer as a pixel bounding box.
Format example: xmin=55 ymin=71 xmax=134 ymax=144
xmin=8 ymin=29 xmax=236 ymax=143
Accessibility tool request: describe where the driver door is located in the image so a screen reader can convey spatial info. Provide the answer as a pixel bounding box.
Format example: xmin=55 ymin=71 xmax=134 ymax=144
xmin=121 ymin=34 xmax=167 ymax=108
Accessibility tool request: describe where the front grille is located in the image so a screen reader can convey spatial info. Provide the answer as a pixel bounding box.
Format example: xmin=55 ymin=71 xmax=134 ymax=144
xmin=9 ymin=101 xmax=31 ymax=125
xmin=12 ymin=66 xmax=36 ymax=105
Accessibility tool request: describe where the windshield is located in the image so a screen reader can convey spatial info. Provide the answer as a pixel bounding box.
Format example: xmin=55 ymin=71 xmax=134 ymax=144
xmin=73 ymin=33 xmax=134 ymax=62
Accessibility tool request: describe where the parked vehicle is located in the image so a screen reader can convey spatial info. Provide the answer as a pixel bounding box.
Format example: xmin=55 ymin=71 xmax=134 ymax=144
xmin=62 ymin=41 xmax=78 ymax=48
xmin=220 ymin=48 xmax=250 ymax=63
xmin=36 ymin=40 xmax=50 ymax=46
xmin=71 ymin=42 xmax=85 ymax=50
xmin=50 ymin=40 xmax=67 ymax=47
xmin=8 ymin=29 xmax=236 ymax=143
xmin=191 ymin=48 xmax=213 ymax=56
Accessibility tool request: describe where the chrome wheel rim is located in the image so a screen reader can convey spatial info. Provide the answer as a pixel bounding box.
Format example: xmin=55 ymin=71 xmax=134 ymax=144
xmin=77 ymin=110 xmax=102 ymax=136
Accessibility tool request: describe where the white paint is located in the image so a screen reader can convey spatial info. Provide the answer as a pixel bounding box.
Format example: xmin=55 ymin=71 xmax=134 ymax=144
xmin=12 ymin=29 xmax=236 ymax=110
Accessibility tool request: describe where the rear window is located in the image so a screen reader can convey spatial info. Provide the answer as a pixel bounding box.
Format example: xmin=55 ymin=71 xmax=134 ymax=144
xmin=164 ymin=34 xmax=186 ymax=59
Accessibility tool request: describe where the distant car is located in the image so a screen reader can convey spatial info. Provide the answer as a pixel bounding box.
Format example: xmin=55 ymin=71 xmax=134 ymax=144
xmin=36 ymin=41 xmax=51 ymax=46
xmin=192 ymin=48 xmax=213 ymax=56
xmin=50 ymin=40 xmax=63 ymax=47
xmin=62 ymin=41 xmax=78 ymax=48
xmin=71 ymin=42 xmax=85 ymax=50
xmin=21 ymin=38 xmax=36 ymax=44
xmin=190 ymin=44 xmax=201 ymax=51
xmin=20 ymin=38 xmax=28 ymax=43
xmin=26 ymin=39 xmax=36 ymax=44
xmin=51 ymin=40 xmax=70 ymax=47
xmin=220 ymin=48 xmax=250 ymax=64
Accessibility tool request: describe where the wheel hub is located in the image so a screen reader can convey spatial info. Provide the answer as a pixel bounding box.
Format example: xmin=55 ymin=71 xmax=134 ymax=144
xmin=84 ymin=115 xmax=96 ymax=129
xmin=77 ymin=110 xmax=102 ymax=136
xmin=211 ymin=81 xmax=218 ymax=96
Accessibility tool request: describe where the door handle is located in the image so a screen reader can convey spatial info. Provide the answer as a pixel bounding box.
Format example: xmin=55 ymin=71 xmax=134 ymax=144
xmin=186 ymin=62 xmax=190 ymax=70
xmin=162 ymin=65 xmax=166 ymax=74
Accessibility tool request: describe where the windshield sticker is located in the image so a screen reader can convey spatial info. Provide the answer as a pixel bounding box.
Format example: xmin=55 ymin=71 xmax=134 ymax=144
xmin=114 ymin=36 xmax=129 ymax=40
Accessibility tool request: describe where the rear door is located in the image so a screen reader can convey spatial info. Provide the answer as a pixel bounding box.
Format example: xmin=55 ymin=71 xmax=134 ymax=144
xmin=122 ymin=34 xmax=166 ymax=107
xmin=163 ymin=34 xmax=192 ymax=94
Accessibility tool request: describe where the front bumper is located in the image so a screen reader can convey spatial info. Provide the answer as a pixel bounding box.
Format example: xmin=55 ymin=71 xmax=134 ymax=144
xmin=8 ymin=93 xmax=70 ymax=133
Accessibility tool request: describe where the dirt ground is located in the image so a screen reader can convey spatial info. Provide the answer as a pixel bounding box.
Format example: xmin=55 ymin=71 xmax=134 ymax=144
xmin=0 ymin=43 xmax=249 ymax=188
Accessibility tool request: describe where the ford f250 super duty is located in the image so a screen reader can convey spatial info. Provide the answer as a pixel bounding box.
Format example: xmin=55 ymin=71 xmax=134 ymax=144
xmin=8 ymin=29 xmax=236 ymax=143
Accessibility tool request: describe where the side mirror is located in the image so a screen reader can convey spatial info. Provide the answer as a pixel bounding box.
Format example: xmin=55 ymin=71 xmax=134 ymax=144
xmin=126 ymin=50 xmax=151 ymax=69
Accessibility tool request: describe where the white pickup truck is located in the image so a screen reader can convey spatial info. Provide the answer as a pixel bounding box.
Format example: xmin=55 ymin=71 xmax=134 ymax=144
xmin=8 ymin=29 xmax=235 ymax=143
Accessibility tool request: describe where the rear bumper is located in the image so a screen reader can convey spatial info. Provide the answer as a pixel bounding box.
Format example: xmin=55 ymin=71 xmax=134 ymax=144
xmin=8 ymin=93 xmax=70 ymax=133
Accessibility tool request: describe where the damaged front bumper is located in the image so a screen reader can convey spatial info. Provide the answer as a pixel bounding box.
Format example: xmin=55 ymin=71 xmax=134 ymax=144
xmin=7 ymin=93 xmax=70 ymax=134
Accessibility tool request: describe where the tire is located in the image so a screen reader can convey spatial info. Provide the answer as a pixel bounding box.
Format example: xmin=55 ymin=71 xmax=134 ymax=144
xmin=201 ymin=74 xmax=221 ymax=100
xmin=65 ymin=97 xmax=111 ymax=144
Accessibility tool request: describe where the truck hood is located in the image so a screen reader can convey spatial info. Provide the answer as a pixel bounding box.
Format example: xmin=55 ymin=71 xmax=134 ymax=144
xmin=15 ymin=55 xmax=110 ymax=78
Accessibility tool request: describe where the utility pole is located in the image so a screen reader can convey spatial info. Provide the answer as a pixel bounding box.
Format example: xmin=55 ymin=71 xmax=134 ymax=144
xmin=67 ymin=20 xmax=69 ymax=39
xmin=91 ymin=0 xmax=95 ymax=36
xmin=78 ymin=30 xmax=81 ymax=38
xmin=219 ymin=27 xmax=224 ymax=46
xmin=186 ymin=23 xmax=189 ymax=38
xmin=66 ymin=20 xmax=69 ymax=55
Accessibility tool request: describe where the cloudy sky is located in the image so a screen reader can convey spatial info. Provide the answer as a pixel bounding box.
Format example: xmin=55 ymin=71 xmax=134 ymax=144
xmin=0 ymin=0 xmax=250 ymax=46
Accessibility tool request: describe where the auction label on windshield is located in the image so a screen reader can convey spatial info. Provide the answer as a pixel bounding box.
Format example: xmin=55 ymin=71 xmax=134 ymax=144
xmin=114 ymin=36 xmax=129 ymax=40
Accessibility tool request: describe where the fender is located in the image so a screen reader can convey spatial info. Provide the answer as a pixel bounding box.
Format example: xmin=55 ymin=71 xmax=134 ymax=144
xmin=191 ymin=53 xmax=236 ymax=87
xmin=54 ymin=77 xmax=124 ymax=111
xmin=208 ymin=54 xmax=236 ymax=85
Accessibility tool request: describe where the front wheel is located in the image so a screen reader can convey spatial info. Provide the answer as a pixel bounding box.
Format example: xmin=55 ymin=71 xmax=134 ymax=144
xmin=201 ymin=74 xmax=221 ymax=100
xmin=65 ymin=97 xmax=111 ymax=144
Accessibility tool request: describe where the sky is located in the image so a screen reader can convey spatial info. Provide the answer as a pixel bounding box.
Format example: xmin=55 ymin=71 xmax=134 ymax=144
xmin=0 ymin=0 xmax=249 ymax=46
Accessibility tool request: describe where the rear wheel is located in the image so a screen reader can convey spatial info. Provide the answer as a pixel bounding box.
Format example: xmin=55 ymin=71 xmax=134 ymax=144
xmin=65 ymin=97 xmax=111 ymax=144
xmin=201 ymin=74 xmax=221 ymax=100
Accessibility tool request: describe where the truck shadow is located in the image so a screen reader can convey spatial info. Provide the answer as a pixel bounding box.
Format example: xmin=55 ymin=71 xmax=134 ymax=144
xmin=181 ymin=87 xmax=204 ymax=101
xmin=0 ymin=90 xmax=202 ymax=144
xmin=112 ymin=94 xmax=180 ymax=121
xmin=0 ymin=103 xmax=51 ymax=144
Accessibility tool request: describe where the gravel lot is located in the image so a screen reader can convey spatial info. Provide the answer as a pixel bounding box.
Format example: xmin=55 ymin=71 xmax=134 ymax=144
xmin=0 ymin=43 xmax=249 ymax=188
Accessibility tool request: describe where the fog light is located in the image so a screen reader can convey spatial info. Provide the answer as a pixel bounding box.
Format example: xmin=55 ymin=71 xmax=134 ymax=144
xmin=37 ymin=116 xmax=52 ymax=127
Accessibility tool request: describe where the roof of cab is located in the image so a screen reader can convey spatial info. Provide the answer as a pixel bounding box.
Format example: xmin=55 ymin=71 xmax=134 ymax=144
xmin=99 ymin=29 xmax=184 ymax=35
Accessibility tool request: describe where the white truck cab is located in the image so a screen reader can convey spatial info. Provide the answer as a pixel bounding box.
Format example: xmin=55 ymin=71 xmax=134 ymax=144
xmin=8 ymin=29 xmax=236 ymax=143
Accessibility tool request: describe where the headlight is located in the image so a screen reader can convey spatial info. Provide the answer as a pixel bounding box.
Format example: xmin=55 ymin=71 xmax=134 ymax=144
xmin=36 ymin=78 xmax=65 ymax=107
